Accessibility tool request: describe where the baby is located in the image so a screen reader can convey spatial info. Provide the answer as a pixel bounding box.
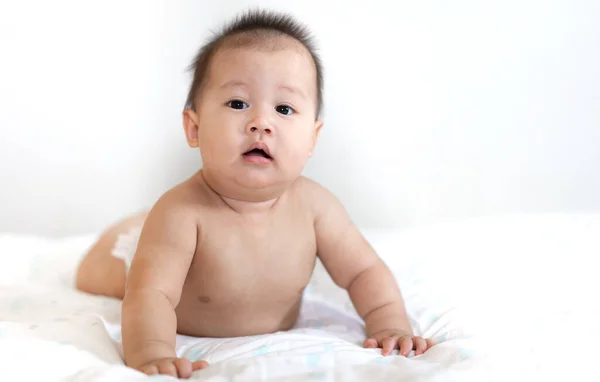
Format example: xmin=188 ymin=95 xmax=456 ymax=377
xmin=76 ymin=10 xmax=434 ymax=378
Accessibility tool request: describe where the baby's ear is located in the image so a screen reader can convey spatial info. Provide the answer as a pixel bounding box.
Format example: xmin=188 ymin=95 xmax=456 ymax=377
xmin=183 ymin=109 xmax=200 ymax=148
xmin=309 ymin=120 xmax=323 ymax=157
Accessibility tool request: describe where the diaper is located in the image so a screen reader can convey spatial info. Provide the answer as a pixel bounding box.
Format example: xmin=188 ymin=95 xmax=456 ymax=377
xmin=110 ymin=226 xmax=142 ymax=275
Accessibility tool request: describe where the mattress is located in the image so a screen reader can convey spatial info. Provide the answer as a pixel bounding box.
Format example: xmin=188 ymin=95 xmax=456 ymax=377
xmin=1 ymin=213 xmax=599 ymax=381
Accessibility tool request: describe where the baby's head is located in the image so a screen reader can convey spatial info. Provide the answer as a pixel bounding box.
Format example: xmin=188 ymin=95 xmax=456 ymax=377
xmin=183 ymin=10 xmax=323 ymax=201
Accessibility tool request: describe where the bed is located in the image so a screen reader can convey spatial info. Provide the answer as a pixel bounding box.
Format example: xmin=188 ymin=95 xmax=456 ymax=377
xmin=1 ymin=213 xmax=598 ymax=381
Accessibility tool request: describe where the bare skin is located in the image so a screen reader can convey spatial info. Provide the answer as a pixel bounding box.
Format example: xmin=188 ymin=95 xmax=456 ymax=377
xmin=76 ymin=33 xmax=434 ymax=379
xmin=78 ymin=172 xmax=433 ymax=378
xmin=76 ymin=212 xmax=147 ymax=300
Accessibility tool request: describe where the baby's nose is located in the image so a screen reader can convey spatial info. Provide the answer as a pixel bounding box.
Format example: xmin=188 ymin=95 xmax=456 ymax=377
xmin=246 ymin=115 xmax=273 ymax=135
xmin=248 ymin=125 xmax=272 ymax=134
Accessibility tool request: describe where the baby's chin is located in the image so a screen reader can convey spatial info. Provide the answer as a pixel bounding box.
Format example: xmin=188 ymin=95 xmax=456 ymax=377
xmin=203 ymin=162 xmax=301 ymax=199
xmin=234 ymin=170 xmax=285 ymax=190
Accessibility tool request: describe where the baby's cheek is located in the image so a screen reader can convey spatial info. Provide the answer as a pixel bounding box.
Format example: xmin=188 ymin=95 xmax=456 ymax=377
xmin=203 ymin=133 xmax=237 ymax=161
xmin=282 ymin=131 xmax=314 ymax=155
xmin=281 ymin=148 xmax=313 ymax=175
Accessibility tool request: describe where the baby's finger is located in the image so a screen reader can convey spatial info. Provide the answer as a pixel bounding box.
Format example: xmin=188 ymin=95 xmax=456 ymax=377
xmin=141 ymin=365 xmax=158 ymax=376
xmin=426 ymin=338 xmax=435 ymax=349
xmin=398 ymin=337 xmax=413 ymax=357
xmin=157 ymin=360 xmax=178 ymax=377
xmin=381 ymin=337 xmax=398 ymax=356
xmin=413 ymin=337 xmax=427 ymax=356
xmin=363 ymin=338 xmax=379 ymax=349
xmin=174 ymin=358 xmax=193 ymax=379
xmin=192 ymin=360 xmax=210 ymax=371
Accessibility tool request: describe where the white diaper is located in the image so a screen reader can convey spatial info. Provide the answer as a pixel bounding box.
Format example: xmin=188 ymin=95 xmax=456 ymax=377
xmin=110 ymin=226 xmax=142 ymax=275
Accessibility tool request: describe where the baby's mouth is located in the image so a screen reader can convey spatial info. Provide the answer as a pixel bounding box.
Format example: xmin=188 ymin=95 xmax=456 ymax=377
xmin=243 ymin=148 xmax=272 ymax=160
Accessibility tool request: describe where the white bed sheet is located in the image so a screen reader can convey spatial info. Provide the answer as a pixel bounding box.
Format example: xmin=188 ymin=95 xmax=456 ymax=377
xmin=1 ymin=213 xmax=599 ymax=381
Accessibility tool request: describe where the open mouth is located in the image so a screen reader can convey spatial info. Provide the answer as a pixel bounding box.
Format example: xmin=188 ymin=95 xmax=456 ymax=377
xmin=243 ymin=148 xmax=272 ymax=160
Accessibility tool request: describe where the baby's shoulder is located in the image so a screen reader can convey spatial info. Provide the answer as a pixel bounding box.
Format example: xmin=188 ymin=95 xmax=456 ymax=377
xmin=291 ymin=176 xmax=322 ymax=199
xmin=152 ymin=173 xmax=210 ymax=216
xmin=291 ymin=176 xmax=340 ymax=211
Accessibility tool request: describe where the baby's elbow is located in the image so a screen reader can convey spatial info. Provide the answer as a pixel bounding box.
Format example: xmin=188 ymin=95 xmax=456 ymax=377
xmin=123 ymin=286 xmax=179 ymax=312
xmin=342 ymin=259 xmax=381 ymax=291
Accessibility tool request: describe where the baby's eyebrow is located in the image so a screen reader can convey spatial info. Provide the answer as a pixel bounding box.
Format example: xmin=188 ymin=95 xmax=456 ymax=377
xmin=219 ymin=80 xmax=248 ymax=90
xmin=278 ymin=84 xmax=307 ymax=100
xmin=218 ymin=80 xmax=307 ymax=100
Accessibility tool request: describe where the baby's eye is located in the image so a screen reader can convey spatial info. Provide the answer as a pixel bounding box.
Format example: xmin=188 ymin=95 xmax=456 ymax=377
xmin=227 ymin=100 xmax=248 ymax=109
xmin=275 ymin=105 xmax=294 ymax=115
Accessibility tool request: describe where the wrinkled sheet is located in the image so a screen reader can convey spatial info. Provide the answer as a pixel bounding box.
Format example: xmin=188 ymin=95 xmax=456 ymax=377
xmin=1 ymin=213 xmax=599 ymax=381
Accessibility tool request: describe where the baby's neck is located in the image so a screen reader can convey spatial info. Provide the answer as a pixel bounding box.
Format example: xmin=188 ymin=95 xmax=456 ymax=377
xmin=198 ymin=170 xmax=285 ymax=214
xmin=219 ymin=195 xmax=280 ymax=214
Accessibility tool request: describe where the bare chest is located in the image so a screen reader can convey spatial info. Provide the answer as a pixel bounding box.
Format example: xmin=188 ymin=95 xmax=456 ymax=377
xmin=182 ymin=212 xmax=317 ymax=305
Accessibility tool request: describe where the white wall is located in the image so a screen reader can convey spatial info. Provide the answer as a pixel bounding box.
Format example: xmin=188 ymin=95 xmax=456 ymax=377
xmin=1 ymin=0 xmax=598 ymax=236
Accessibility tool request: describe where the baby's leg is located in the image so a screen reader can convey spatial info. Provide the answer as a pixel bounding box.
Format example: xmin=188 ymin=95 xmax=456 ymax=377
xmin=75 ymin=212 xmax=148 ymax=299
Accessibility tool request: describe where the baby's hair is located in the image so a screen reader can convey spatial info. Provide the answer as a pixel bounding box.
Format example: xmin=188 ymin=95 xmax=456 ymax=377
xmin=184 ymin=9 xmax=323 ymax=117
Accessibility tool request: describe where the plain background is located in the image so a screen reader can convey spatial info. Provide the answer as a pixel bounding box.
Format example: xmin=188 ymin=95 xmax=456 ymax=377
xmin=0 ymin=0 xmax=598 ymax=236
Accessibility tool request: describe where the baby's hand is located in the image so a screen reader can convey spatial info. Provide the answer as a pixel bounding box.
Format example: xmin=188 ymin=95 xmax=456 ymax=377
xmin=137 ymin=357 xmax=209 ymax=379
xmin=363 ymin=331 xmax=435 ymax=357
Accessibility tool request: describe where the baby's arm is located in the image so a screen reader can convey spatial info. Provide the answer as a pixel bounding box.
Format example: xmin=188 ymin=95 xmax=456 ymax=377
xmin=310 ymin=182 xmax=434 ymax=356
xmin=121 ymin=192 xmax=207 ymax=378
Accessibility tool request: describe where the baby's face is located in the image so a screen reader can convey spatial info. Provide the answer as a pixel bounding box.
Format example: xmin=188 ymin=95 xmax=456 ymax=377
xmin=185 ymin=37 xmax=321 ymax=193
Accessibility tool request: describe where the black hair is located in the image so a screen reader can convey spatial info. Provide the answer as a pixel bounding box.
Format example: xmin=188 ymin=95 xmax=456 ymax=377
xmin=184 ymin=9 xmax=323 ymax=117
